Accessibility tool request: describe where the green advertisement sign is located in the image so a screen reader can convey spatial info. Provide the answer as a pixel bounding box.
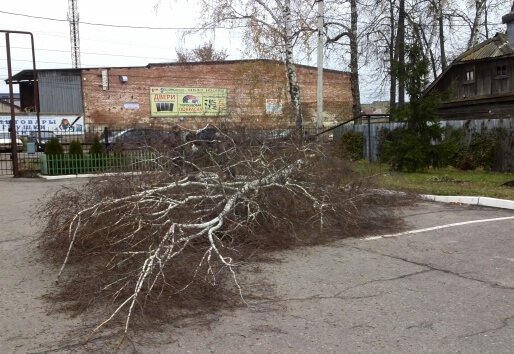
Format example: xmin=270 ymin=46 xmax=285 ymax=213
xmin=150 ymin=87 xmax=228 ymax=117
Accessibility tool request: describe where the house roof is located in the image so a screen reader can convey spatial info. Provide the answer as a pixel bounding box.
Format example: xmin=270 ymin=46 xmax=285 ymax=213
xmin=452 ymin=33 xmax=514 ymax=63
xmin=7 ymin=68 xmax=81 ymax=83
xmin=425 ymin=32 xmax=514 ymax=95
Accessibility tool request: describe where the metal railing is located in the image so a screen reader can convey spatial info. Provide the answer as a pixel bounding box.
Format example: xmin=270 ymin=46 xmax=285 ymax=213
xmin=41 ymin=152 xmax=162 ymax=176
xmin=1 ymin=124 xmax=337 ymax=176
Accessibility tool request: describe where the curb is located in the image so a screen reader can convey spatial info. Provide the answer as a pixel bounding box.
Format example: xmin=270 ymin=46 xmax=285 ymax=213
xmin=13 ymin=176 xmax=514 ymax=211
xmin=421 ymin=194 xmax=514 ymax=211
xmin=37 ymin=171 xmax=145 ymax=180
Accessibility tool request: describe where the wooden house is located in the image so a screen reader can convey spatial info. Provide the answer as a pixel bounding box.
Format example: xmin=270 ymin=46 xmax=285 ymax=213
xmin=426 ymin=32 xmax=514 ymax=119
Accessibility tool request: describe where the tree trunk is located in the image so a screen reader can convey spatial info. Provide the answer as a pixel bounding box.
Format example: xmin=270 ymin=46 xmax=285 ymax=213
xmin=284 ymin=0 xmax=303 ymax=130
xmin=437 ymin=0 xmax=447 ymax=70
xmin=389 ymin=0 xmax=397 ymax=112
xmin=397 ymin=0 xmax=406 ymax=106
xmin=417 ymin=23 xmax=438 ymax=79
xmin=468 ymin=0 xmax=486 ymax=49
xmin=484 ymin=2 xmax=489 ymax=39
xmin=350 ymin=0 xmax=361 ymax=118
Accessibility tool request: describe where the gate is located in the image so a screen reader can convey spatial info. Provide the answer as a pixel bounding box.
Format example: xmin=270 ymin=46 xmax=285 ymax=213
xmin=0 ymin=30 xmax=39 ymax=177
xmin=0 ymin=150 xmax=15 ymax=176
xmin=0 ymin=148 xmax=42 ymax=177
xmin=0 ymin=132 xmax=44 ymax=176
xmin=0 ymin=129 xmax=22 ymax=176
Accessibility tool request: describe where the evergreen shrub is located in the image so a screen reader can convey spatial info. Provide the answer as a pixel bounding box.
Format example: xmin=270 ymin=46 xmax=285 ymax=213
xmin=340 ymin=131 xmax=364 ymax=160
xmin=45 ymin=137 xmax=64 ymax=155
xmin=69 ymin=140 xmax=84 ymax=156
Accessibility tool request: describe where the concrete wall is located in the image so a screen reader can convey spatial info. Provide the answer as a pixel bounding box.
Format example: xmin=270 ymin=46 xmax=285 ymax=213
xmin=80 ymin=60 xmax=353 ymax=128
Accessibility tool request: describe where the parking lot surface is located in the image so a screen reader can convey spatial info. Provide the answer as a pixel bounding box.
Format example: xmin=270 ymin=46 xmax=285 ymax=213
xmin=0 ymin=177 xmax=513 ymax=353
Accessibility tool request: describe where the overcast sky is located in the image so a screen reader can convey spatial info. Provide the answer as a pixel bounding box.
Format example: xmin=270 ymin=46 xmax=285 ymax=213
xmin=0 ymin=0 xmax=454 ymax=105
xmin=1 ymin=1 xmax=379 ymax=102
xmin=0 ymin=1 xmax=248 ymax=94
xmin=1 ymin=1 xmax=511 ymax=105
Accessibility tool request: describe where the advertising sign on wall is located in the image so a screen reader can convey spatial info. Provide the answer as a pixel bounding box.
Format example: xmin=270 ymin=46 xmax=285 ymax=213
xmin=265 ymin=99 xmax=283 ymax=114
xmin=0 ymin=115 xmax=84 ymax=135
xmin=123 ymin=102 xmax=140 ymax=110
xmin=150 ymin=87 xmax=228 ymax=117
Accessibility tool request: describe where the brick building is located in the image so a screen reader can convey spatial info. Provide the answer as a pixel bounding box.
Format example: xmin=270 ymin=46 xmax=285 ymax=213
xmin=8 ymin=59 xmax=352 ymax=129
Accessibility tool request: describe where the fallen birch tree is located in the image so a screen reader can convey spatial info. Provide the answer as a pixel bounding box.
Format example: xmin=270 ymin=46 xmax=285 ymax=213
xmin=39 ymin=131 xmax=407 ymax=339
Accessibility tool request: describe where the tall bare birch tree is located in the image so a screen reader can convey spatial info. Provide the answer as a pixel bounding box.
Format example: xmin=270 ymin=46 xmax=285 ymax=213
xmin=468 ymin=0 xmax=488 ymax=47
xmin=192 ymin=0 xmax=316 ymax=130
xmin=360 ymin=0 xmax=510 ymax=107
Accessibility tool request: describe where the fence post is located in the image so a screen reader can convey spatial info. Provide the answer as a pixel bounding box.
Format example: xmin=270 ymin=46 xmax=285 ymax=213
xmin=367 ymin=116 xmax=372 ymax=162
xmin=40 ymin=155 xmax=47 ymax=175
xmin=103 ymin=127 xmax=109 ymax=147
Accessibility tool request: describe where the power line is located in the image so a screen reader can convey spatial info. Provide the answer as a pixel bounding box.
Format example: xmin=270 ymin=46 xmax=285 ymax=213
xmin=0 ymin=57 xmax=175 ymax=68
xmin=0 ymin=9 xmax=248 ymax=30
xmin=0 ymin=58 xmax=97 ymax=66
xmin=0 ymin=45 xmax=174 ymax=61
xmin=0 ymin=8 xmax=508 ymax=32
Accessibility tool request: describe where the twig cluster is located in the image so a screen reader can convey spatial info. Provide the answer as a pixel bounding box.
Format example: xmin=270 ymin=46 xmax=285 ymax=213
xmin=39 ymin=132 xmax=406 ymax=337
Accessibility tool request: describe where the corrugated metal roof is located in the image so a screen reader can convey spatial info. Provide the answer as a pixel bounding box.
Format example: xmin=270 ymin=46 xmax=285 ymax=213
xmin=455 ymin=33 xmax=514 ymax=62
xmin=38 ymin=71 xmax=83 ymax=113
xmin=424 ymin=33 xmax=514 ymax=96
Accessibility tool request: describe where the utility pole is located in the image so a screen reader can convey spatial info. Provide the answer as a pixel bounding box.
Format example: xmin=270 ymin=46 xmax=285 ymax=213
xmin=1 ymin=30 xmax=39 ymax=177
xmin=316 ymin=0 xmax=324 ymax=130
xmin=68 ymin=0 xmax=81 ymax=68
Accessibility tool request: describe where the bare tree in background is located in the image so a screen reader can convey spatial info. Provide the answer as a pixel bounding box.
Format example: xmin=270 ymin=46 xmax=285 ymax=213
xmin=432 ymin=0 xmax=448 ymax=70
xmin=447 ymin=0 xmax=510 ymax=50
xmin=188 ymin=0 xmax=318 ymax=130
xmin=468 ymin=0 xmax=488 ymax=47
xmin=325 ymin=0 xmax=362 ymax=118
xmin=357 ymin=0 xmax=399 ymax=110
xmin=358 ymin=0 xmax=510 ymax=109
xmin=176 ymin=41 xmax=229 ymax=62
xmin=396 ymin=0 xmax=407 ymax=106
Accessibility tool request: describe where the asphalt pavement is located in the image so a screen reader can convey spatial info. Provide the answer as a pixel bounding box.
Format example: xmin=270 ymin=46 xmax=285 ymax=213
xmin=0 ymin=177 xmax=513 ymax=353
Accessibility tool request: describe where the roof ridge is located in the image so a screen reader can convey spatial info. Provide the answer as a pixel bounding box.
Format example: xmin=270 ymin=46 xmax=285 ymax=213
xmin=452 ymin=32 xmax=514 ymax=63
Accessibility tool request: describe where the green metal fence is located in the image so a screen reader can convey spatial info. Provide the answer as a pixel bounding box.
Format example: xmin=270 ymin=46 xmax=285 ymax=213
xmin=40 ymin=152 xmax=162 ymax=175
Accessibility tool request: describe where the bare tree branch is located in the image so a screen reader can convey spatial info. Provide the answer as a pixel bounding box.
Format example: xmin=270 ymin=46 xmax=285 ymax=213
xmin=39 ymin=129 xmax=409 ymax=343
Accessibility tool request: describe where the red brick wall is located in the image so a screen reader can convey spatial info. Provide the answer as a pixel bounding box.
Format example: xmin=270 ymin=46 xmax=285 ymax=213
xmin=81 ymin=60 xmax=352 ymax=128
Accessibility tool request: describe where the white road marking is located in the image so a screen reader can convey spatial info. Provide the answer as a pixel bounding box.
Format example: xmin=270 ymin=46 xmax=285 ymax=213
xmin=494 ymin=256 xmax=514 ymax=262
xmin=364 ymin=216 xmax=514 ymax=241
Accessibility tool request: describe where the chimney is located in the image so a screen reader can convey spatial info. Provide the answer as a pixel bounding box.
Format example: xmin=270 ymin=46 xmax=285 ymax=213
xmin=502 ymin=6 xmax=514 ymax=46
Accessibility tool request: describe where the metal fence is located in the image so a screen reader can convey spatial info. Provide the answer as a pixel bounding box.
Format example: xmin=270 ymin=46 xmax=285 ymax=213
xmin=40 ymin=152 xmax=163 ymax=176
xmin=0 ymin=124 xmax=328 ymax=177
xmin=333 ymin=117 xmax=514 ymax=170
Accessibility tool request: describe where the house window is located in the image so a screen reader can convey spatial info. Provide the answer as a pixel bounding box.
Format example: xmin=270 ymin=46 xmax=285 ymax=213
xmin=496 ymin=65 xmax=507 ymax=76
xmin=494 ymin=65 xmax=509 ymax=93
xmin=461 ymin=68 xmax=476 ymax=98
xmin=465 ymin=70 xmax=474 ymax=82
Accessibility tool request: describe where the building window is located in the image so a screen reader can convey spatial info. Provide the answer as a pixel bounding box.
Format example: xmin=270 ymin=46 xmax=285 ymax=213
xmin=465 ymin=70 xmax=474 ymax=82
xmin=496 ymin=65 xmax=507 ymax=76
xmin=461 ymin=68 xmax=476 ymax=98
xmin=494 ymin=64 xmax=509 ymax=93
